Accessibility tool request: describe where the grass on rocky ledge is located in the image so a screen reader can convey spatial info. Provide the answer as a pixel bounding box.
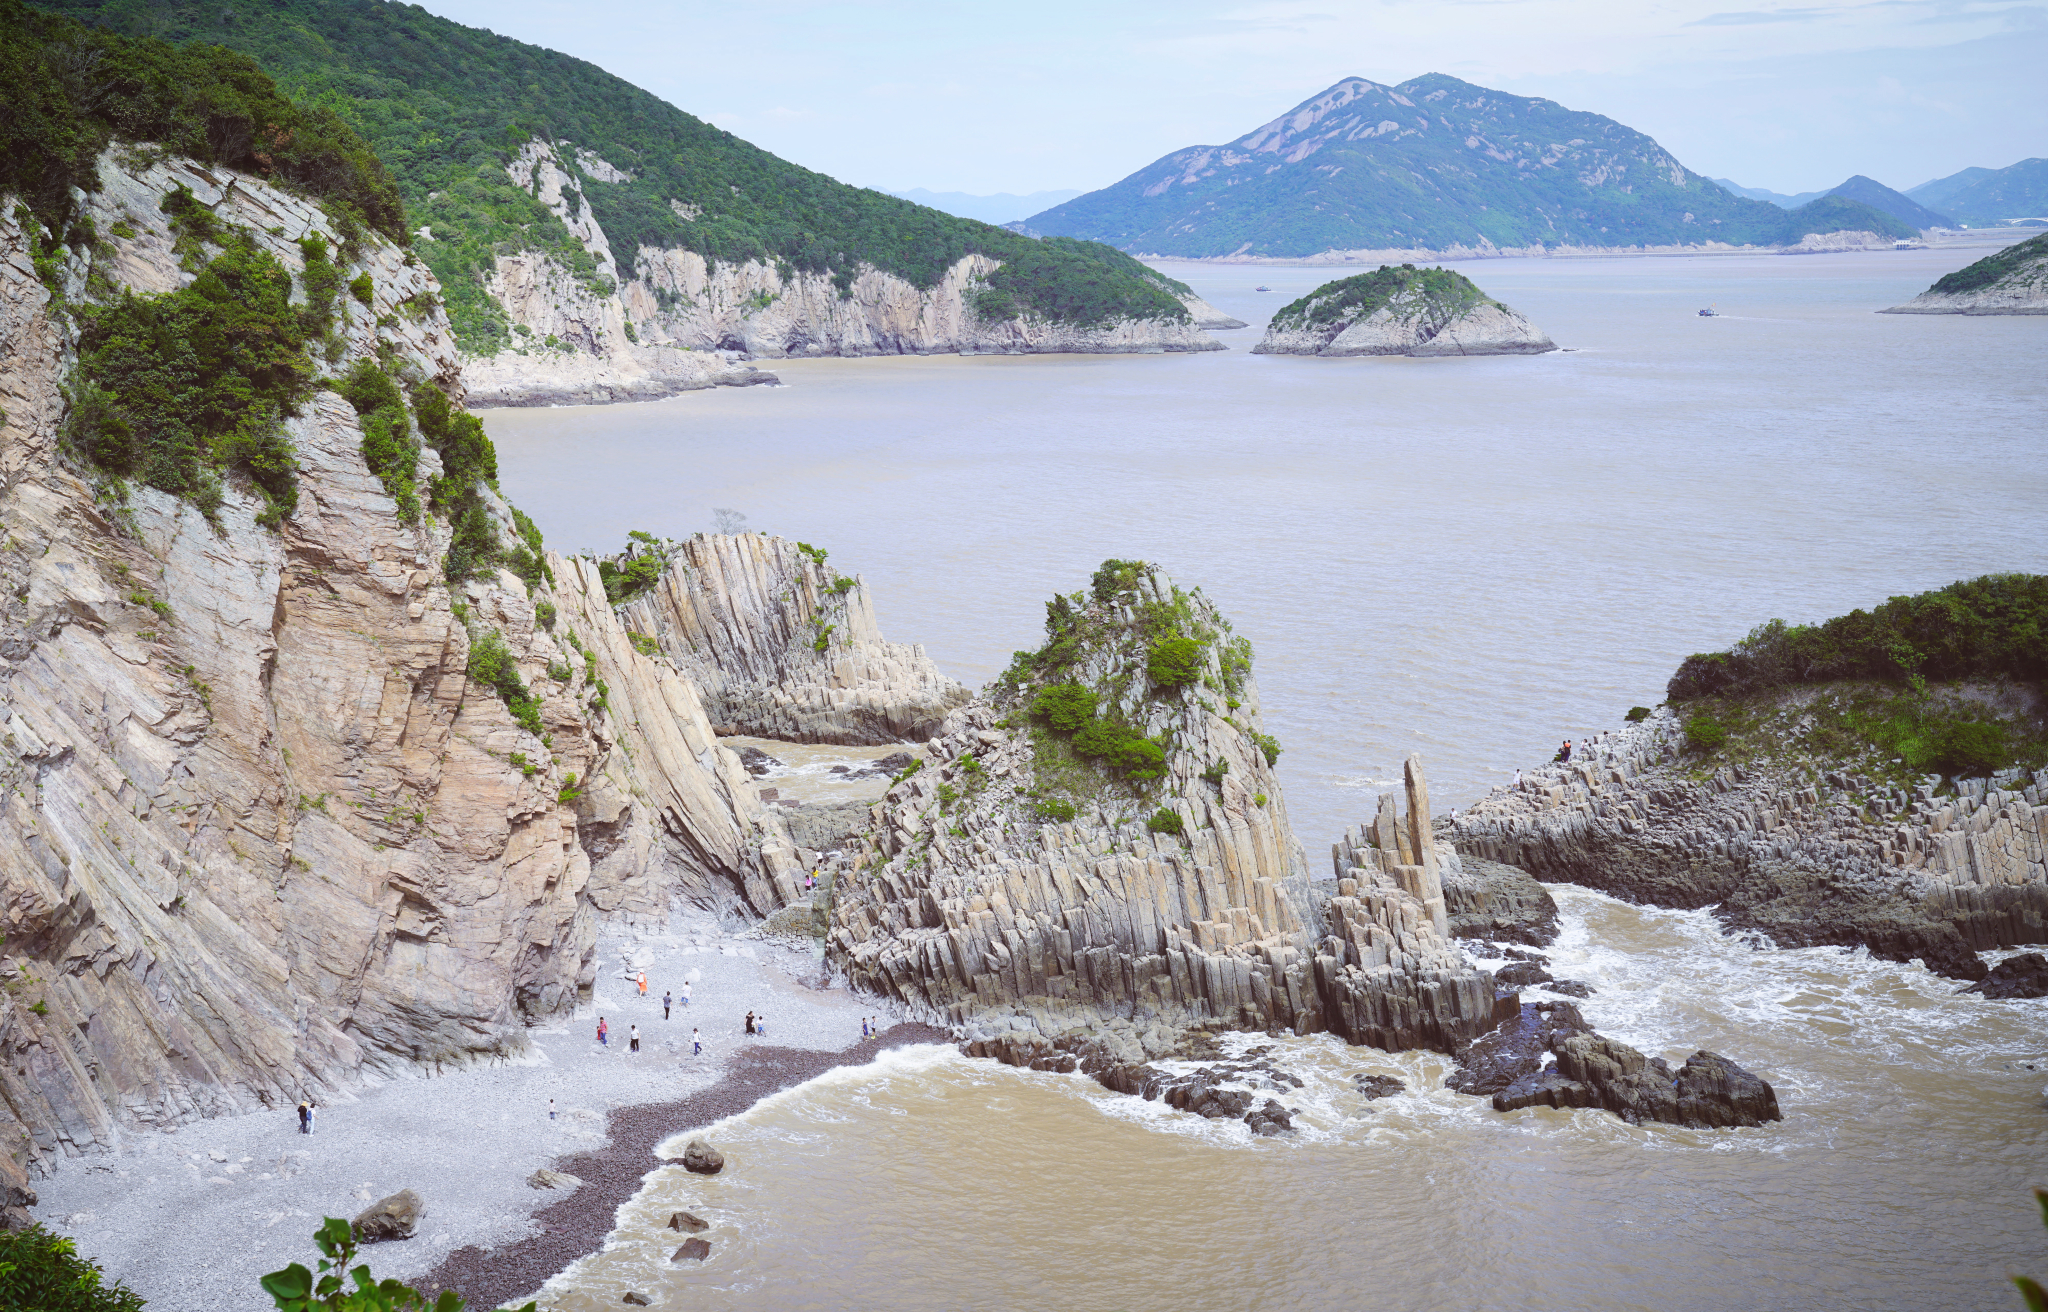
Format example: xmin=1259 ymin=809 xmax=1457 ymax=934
xmin=1670 ymin=679 xmax=2048 ymax=797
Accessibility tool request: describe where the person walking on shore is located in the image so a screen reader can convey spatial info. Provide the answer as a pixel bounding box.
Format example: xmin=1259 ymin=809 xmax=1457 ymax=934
xmin=637 ymin=971 xmax=649 ymax=997
xmin=756 ymin=1013 xmax=766 ymax=1038
xmin=306 ymin=1102 xmax=316 ymax=1136
xmin=681 ymin=978 xmax=692 ymax=1008
xmin=692 ymin=1028 xmax=702 ymax=1056
xmin=598 ymin=1016 xmax=609 ymax=1047
xmin=663 ymin=989 xmax=672 ymax=1020
xmin=297 ymin=1101 xmax=310 ymax=1135
xmin=549 ymin=1098 xmax=556 ymax=1121
xmin=744 ymin=1010 xmax=756 ymax=1036
xmin=630 ymin=1024 xmax=640 ymax=1053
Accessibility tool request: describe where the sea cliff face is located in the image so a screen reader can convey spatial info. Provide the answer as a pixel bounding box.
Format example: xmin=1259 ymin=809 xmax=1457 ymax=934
xmin=0 ymin=155 xmax=831 ymax=1176
xmin=462 ymin=141 xmax=1225 ymax=406
xmin=1253 ymin=266 xmax=1556 ymax=358
xmin=1450 ymin=708 xmax=2048 ymax=978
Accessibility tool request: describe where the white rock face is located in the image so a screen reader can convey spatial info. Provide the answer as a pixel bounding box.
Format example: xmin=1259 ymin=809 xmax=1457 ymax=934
xmin=1882 ymin=236 xmax=2048 ymax=314
xmin=458 ymin=140 xmax=1223 ymax=405
xmin=0 ymin=155 xmax=796 ymax=1173
xmin=1255 ymin=284 xmax=1556 ymax=357
xmin=616 ymin=535 xmax=970 ymax=746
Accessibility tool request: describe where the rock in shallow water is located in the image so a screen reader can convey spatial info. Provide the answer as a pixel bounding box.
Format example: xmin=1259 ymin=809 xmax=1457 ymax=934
xmin=680 ymin=1139 xmax=725 ymax=1174
xmin=1352 ymin=1074 xmax=1407 ymax=1099
xmin=1964 ymin=953 xmax=2048 ymax=999
xmin=667 ymin=1210 xmax=710 ymax=1233
xmin=352 ymin=1189 xmax=424 ymax=1242
xmin=671 ymin=1238 xmax=712 ymax=1262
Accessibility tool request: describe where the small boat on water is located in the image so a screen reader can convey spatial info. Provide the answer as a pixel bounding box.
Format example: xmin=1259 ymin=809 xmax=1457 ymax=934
xmin=1698 ymin=305 xmax=1720 ymax=317
xmin=1254 ymin=285 xmax=1272 ymax=292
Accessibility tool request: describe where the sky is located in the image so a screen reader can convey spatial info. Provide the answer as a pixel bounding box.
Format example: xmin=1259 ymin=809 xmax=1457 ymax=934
xmin=414 ymin=0 xmax=2046 ymax=197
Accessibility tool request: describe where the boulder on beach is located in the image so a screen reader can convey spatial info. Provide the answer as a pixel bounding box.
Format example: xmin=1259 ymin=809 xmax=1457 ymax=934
xmin=351 ymin=1189 xmax=424 ymax=1242
xmin=680 ymin=1139 xmax=725 ymax=1174
xmin=672 ymin=1237 xmax=713 ymax=1262
xmin=668 ymin=1210 xmax=710 ymax=1233
xmin=527 ymin=1169 xmax=582 ymax=1191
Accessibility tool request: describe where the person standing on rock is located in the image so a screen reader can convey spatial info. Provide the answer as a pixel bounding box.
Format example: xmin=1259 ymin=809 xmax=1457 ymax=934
xmin=663 ymin=989 xmax=672 ymax=1020
xmin=598 ymin=1016 xmax=609 ymax=1047
xmin=1558 ymin=739 xmax=1573 ymax=763
xmin=630 ymin=1024 xmax=641 ymax=1053
xmin=744 ymin=1010 xmax=756 ymax=1036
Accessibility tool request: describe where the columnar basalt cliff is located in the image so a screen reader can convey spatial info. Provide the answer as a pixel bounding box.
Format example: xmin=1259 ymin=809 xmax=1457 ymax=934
xmin=615 ymin=534 xmax=970 ymax=746
xmin=1253 ymin=265 xmax=1556 ymax=357
xmin=461 ymin=142 xmax=1228 ymax=406
xmin=0 ymin=155 xmax=796 ymax=1178
xmin=827 ymin=562 xmax=1502 ymax=1056
xmin=1450 ymin=709 xmax=2048 ymax=978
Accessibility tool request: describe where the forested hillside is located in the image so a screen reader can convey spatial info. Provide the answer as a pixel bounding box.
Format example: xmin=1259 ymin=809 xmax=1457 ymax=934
xmin=1029 ymin=75 xmax=1909 ymax=258
xmin=32 ymin=0 xmax=1192 ymax=353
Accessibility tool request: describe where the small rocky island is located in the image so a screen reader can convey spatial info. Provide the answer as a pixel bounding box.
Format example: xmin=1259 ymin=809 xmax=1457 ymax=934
xmin=1252 ymin=264 xmax=1557 ymax=357
xmin=1882 ymin=232 xmax=2048 ymax=314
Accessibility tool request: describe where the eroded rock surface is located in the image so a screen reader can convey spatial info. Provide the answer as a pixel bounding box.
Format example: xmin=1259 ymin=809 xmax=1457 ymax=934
xmin=1442 ymin=855 xmax=1561 ymax=946
xmin=1452 ymin=709 xmax=2048 ymax=979
xmin=618 ymin=534 xmax=970 ymax=746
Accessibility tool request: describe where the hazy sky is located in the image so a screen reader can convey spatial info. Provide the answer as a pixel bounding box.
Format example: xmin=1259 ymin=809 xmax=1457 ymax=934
xmin=417 ymin=0 xmax=2044 ymax=196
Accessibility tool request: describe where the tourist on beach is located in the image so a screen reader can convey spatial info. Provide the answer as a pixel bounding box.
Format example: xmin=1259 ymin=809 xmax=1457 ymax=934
xmin=692 ymin=1029 xmax=702 ymax=1056
xmin=744 ymin=1010 xmax=756 ymax=1036
xmin=861 ymin=1017 xmax=870 ymax=1039
xmin=306 ymin=1102 xmax=316 ymax=1136
xmin=549 ymin=1098 xmax=556 ymax=1121
xmin=638 ymin=971 xmax=648 ymax=997
xmin=598 ymin=1016 xmax=608 ymax=1047
xmin=630 ymin=1024 xmax=640 ymax=1053
xmin=1558 ymin=739 xmax=1572 ymax=763
xmin=1514 ymin=769 xmax=1523 ymax=788
xmin=663 ymin=990 xmax=672 ymax=1020
xmin=682 ymin=979 xmax=692 ymax=1007
xmin=297 ymin=1100 xmax=310 ymax=1135
xmin=756 ymin=1013 xmax=766 ymax=1038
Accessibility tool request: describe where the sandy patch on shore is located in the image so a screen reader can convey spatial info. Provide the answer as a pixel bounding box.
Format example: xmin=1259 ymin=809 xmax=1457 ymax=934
xmin=35 ymin=908 xmax=910 ymax=1312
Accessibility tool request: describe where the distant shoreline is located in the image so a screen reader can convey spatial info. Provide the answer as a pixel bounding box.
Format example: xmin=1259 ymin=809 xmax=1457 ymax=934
xmin=1137 ymin=229 xmax=2031 ymax=269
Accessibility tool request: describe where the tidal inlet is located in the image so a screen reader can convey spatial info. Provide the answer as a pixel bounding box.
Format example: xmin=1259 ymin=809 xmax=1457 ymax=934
xmin=1 ymin=2 xmax=2044 ymax=1311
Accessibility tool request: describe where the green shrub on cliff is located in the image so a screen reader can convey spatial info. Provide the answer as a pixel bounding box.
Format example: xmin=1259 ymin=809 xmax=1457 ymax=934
xmin=466 ymin=630 xmax=544 ymax=737
xmin=338 ymin=358 xmax=420 ymax=525
xmin=263 ymin=1216 xmax=535 ymax=1311
xmin=1146 ymin=808 xmax=1184 ymax=835
xmin=1147 ymin=635 xmax=1203 ymax=688
xmin=1667 ymin=574 xmax=2048 ymax=701
xmin=1931 ymin=232 xmax=2048 ymax=295
xmin=0 ymin=1224 xmax=145 ymax=1312
xmin=1683 ymin=713 xmax=1729 ymax=753
xmin=1032 ymin=681 xmax=1097 ymax=731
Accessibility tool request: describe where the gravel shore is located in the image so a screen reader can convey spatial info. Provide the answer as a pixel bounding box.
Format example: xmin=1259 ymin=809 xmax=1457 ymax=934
xmin=33 ymin=908 xmax=926 ymax=1312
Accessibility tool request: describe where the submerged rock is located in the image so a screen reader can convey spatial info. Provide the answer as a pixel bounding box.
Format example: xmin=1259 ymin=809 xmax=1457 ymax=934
xmin=352 ymin=1189 xmax=424 ymax=1243
xmin=1965 ymin=952 xmax=2048 ymax=999
xmin=671 ymin=1238 xmax=712 ymax=1262
xmin=1352 ymin=1074 xmax=1407 ymax=1099
xmin=1252 ymin=265 xmax=1557 ymax=357
xmin=738 ymin=746 xmax=783 ymax=777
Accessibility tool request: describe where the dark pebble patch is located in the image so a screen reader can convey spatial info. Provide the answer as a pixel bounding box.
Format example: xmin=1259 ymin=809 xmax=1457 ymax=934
xmin=418 ymin=1022 xmax=950 ymax=1308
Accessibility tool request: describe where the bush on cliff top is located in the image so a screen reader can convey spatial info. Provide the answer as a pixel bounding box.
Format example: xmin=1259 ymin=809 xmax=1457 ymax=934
xmin=0 ymin=0 xmax=403 ymax=251
xmin=1667 ymin=574 xmax=2048 ymax=702
xmin=0 ymin=1224 xmax=145 ymax=1312
xmin=1930 ymin=232 xmax=2048 ymax=296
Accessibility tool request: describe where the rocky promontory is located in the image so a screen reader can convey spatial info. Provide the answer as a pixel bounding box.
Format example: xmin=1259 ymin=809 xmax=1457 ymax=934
xmin=1252 ymin=264 xmax=1557 ymax=357
xmin=1882 ymin=233 xmax=2048 ymax=315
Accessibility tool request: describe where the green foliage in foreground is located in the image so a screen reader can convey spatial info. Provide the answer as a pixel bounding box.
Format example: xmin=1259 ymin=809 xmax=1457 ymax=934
xmin=1270 ymin=264 xmax=1493 ymax=331
xmin=66 ymin=194 xmax=312 ymax=527
xmin=0 ymin=0 xmax=402 ymax=253
xmin=263 ymin=1217 xmax=535 ymax=1311
xmin=2016 ymin=1188 xmax=2048 ymax=1312
xmin=0 ymin=1224 xmax=145 ymax=1312
xmin=37 ymin=0 xmax=1191 ymax=349
xmin=1931 ymin=232 xmax=2048 ymax=295
xmin=1667 ymin=574 xmax=2048 ymax=701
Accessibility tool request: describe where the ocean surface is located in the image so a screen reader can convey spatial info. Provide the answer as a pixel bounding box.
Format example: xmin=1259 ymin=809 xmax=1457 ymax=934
xmin=484 ymin=247 xmax=2048 ymax=1311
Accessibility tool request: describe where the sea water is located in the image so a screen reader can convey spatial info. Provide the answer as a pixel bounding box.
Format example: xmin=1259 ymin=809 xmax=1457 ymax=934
xmin=483 ymin=249 xmax=2048 ymax=1310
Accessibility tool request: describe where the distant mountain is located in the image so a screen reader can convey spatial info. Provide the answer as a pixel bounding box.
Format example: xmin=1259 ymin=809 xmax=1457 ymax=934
xmin=890 ymin=188 xmax=1084 ymax=225
xmin=1779 ymin=196 xmax=1916 ymax=242
xmin=1827 ymin=175 xmax=1952 ymax=231
xmin=1908 ymin=159 xmax=2048 ymax=227
xmin=1713 ymin=179 xmax=1828 ymax=209
xmin=1025 ymin=75 xmax=1869 ymax=258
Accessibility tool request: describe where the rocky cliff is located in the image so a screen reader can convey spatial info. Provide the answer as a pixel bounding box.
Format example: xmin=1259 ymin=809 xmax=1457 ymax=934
xmin=1882 ymin=233 xmax=2048 ymax=314
xmin=461 ymin=141 xmax=1227 ymax=406
xmin=615 ymin=533 xmax=970 ymax=746
xmin=1253 ymin=265 xmax=1556 ymax=357
xmin=827 ymin=562 xmax=1502 ymax=1057
xmin=1450 ymin=708 xmax=2048 ymax=978
xmin=0 ymin=154 xmax=801 ymax=1179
